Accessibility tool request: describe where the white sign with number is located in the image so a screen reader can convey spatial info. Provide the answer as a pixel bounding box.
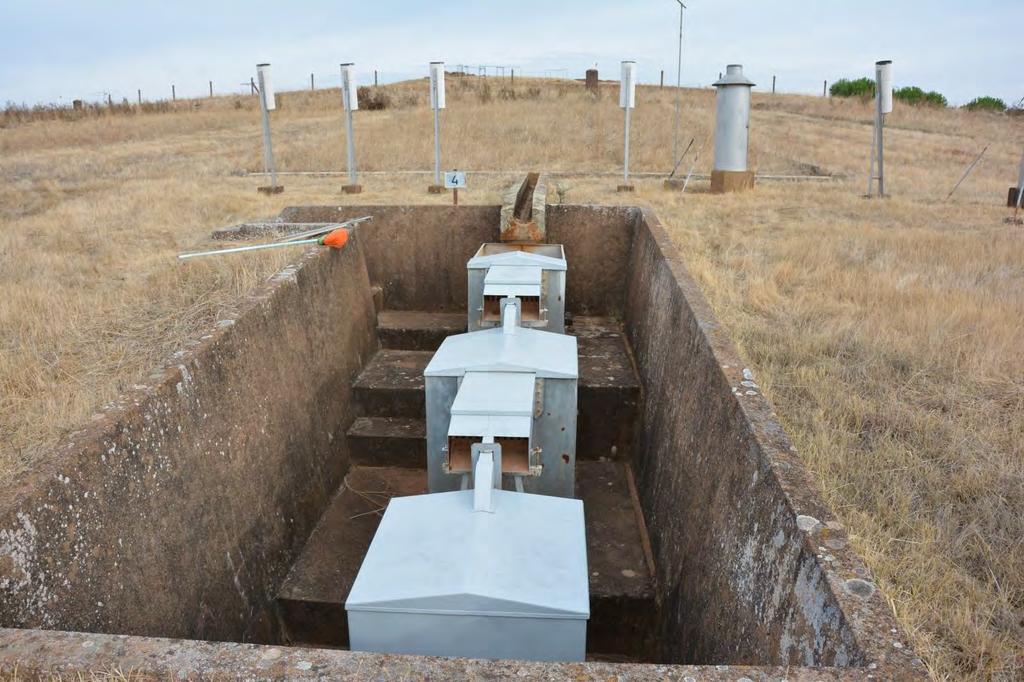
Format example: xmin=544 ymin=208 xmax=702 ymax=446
xmin=444 ymin=171 xmax=467 ymax=189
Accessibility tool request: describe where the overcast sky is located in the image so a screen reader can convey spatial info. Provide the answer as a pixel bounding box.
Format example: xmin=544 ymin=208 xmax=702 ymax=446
xmin=2 ymin=1 xmax=1021 ymax=107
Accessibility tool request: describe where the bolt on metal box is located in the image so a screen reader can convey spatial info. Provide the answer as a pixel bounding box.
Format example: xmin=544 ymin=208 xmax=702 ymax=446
xmin=425 ymin=327 xmax=578 ymax=498
xmin=468 ymin=244 xmax=567 ymax=334
xmin=346 ymin=487 xmax=589 ymax=661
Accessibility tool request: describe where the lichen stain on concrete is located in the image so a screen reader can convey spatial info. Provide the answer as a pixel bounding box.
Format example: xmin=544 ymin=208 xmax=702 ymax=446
xmin=0 ymin=513 xmax=54 ymax=626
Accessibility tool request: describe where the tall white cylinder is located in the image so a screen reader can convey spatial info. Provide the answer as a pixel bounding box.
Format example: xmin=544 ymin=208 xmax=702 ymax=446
xmin=712 ymin=65 xmax=755 ymax=173
xmin=256 ymin=63 xmax=275 ymax=111
xmin=876 ymin=60 xmax=893 ymax=114
xmin=430 ymin=62 xmax=446 ymax=110
xmin=619 ymin=61 xmax=636 ymax=109
xmin=341 ymin=63 xmax=358 ymax=111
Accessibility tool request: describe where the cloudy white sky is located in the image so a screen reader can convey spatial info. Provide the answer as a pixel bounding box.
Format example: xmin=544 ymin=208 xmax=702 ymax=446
xmin=2 ymin=1 xmax=1021 ymax=107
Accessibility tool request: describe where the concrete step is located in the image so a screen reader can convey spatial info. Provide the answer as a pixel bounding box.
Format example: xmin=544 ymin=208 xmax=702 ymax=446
xmin=351 ymin=350 xmax=432 ymax=418
xmin=276 ymin=462 xmax=657 ymax=659
xmin=377 ymin=310 xmax=466 ymax=351
xmin=347 ymin=417 xmax=425 ymax=468
xmin=351 ymin=319 xmax=640 ymax=459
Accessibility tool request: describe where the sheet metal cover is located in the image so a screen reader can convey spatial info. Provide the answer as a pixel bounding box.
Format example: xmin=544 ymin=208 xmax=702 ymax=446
xmin=424 ymin=328 xmax=577 ymax=379
xmin=468 ymin=250 xmax=567 ymax=271
xmin=448 ymin=371 xmax=534 ymax=437
xmin=346 ymin=489 xmax=589 ymax=619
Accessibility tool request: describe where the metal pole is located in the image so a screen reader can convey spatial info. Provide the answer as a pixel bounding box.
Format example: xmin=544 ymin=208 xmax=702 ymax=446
xmin=823 ymin=80 xmax=828 ymax=97
xmin=772 ymin=75 xmax=776 ymax=94
xmin=172 ymin=84 xmax=176 ymax=100
xmin=258 ymin=71 xmax=278 ymax=188
xmin=137 ymin=89 xmax=142 ymax=105
xmin=345 ymin=104 xmax=357 ymax=187
xmin=624 ymin=105 xmax=631 ymax=184
xmin=877 ymin=92 xmax=885 ymax=197
xmin=433 ymin=106 xmax=442 ymax=185
xmin=945 ymin=145 xmax=988 ymax=200
xmin=179 ymin=237 xmax=321 ymax=260
xmin=209 ymin=81 xmax=213 ymax=97
xmin=673 ymin=0 xmax=685 ymax=170
xmin=867 ymin=92 xmax=879 ymax=196
xmin=374 ymin=70 xmax=378 ymax=87
xmin=311 ymin=73 xmax=315 ymax=90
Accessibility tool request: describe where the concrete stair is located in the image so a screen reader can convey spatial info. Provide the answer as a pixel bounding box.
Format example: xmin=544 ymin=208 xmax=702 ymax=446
xmin=280 ymin=310 xmax=655 ymax=659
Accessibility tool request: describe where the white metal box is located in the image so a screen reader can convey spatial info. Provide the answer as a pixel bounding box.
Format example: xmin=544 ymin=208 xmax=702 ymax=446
xmin=425 ymin=327 xmax=578 ymax=498
xmin=467 ymin=244 xmax=567 ymax=334
xmin=346 ymin=488 xmax=589 ymax=661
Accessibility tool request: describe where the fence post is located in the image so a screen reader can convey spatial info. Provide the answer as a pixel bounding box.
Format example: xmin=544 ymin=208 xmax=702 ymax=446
xmin=310 ymin=73 xmax=315 ymax=90
xmin=137 ymin=89 xmax=142 ymax=105
xmin=172 ymin=84 xmax=176 ymax=101
xmin=772 ymin=75 xmax=776 ymax=93
xmin=660 ymin=70 xmax=664 ymax=88
xmin=250 ymin=77 xmax=256 ymax=95
xmin=209 ymin=81 xmax=213 ymax=97
xmin=374 ymin=70 xmax=378 ymax=87
xmin=823 ymin=80 xmax=828 ymax=96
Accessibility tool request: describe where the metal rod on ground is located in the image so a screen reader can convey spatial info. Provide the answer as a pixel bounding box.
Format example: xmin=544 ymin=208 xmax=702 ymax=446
xmin=945 ymin=145 xmax=989 ymax=200
xmin=274 ymin=216 xmax=372 ymax=243
xmin=681 ymin=138 xmax=708 ymax=194
xmin=668 ymin=137 xmax=695 ymax=178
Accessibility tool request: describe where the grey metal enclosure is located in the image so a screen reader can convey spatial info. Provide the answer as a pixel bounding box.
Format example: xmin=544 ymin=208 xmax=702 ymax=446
xmin=712 ymin=64 xmax=756 ymax=172
xmin=424 ymin=327 xmax=578 ymax=498
xmin=467 ymin=244 xmax=567 ymax=333
xmin=346 ymin=488 xmax=589 ymax=662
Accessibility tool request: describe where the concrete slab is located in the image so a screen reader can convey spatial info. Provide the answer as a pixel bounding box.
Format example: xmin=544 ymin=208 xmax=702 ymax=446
xmin=276 ymin=462 xmax=656 ymax=658
xmin=377 ymin=310 xmax=466 ymax=351
xmin=347 ymin=417 xmax=426 ymax=467
xmin=352 ymin=350 xmax=432 ymax=418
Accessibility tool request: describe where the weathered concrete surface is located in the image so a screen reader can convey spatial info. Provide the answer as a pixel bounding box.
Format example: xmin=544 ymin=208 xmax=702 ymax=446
xmin=0 ymin=627 xmax=890 ymax=681
xmin=280 ymin=205 xmax=498 ymax=312
xmin=547 ymin=204 xmax=635 ymax=317
xmin=573 ymin=317 xmax=640 ymax=461
xmin=0 ymin=232 xmax=378 ymax=642
xmin=376 ymin=310 xmax=466 ymax=351
xmin=281 ymin=204 xmax=632 ymax=318
xmin=624 ymin=207 xmax=922 ymax=676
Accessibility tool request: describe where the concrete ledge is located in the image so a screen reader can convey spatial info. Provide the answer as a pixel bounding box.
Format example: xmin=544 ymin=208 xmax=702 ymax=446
xmin=0 ymin=628 xmax=888 ymax=680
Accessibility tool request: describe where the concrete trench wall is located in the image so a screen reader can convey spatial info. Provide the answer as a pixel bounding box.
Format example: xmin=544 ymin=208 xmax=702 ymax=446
xmin=0 ymin=234 xmax=378 ymax=642
xmin=0 ymin=204 xmax=923 ymax=679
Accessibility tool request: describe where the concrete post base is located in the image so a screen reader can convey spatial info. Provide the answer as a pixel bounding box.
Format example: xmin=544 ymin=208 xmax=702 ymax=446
xmin=710 ymin=170 xmax=755 ymax=194
xmin=257 ymin=186 xmax=284 ymax=195
xmin=427 ymin=185 xmax=446 ymax=194
xmin=342 ymin=185 xmax=363 ymax=195
xmin=617 ymin=184 xmax=636 ymax=193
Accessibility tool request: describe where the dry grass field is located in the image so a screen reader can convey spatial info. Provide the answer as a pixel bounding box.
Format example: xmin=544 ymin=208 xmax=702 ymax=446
xmin=1 ymin=76 xmax=1022 ymax=679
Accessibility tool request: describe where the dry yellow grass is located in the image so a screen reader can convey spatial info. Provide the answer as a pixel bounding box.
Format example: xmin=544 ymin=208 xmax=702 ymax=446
xmin=1 ymin=77 xmax=1022 ymax=679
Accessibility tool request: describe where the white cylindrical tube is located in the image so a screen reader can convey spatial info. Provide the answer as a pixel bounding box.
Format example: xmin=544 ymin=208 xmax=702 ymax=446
xmin=430 ymin=61 xmax=446 ymax=110
xmin=876 ymin=60 xmax=893 ymax=115
xmin=712 ymin=65 xmax=755 ymax=172
xmin=341 ymin=63 xmax=358 ymax=111
xmin=620 ymin=61 xmax=637 ymax=109
xmin=257 ymin=63 xmax=275 ymax=111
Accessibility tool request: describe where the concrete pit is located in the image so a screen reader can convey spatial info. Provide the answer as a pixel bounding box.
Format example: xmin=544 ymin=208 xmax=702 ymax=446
xmin=0 ymin=203 xmax=924 ymax=679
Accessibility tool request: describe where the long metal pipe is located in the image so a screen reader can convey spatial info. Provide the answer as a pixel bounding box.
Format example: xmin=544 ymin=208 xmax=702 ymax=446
xmin=433 ymin=106 xmax=442 ymax=185
xmin=345 ymin=106 xmax=357 ymax=186
xmin=673 ymin=1 xmax=685 ymax=168
xmin=624 ymin=105 xmax=632 ymax=184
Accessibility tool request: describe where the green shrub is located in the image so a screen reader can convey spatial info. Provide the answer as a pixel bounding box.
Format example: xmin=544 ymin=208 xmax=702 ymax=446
xmin=963 ymin=96 xmax=1006 ymax=112
xmin=894 ymin=86 xmax=948 ymax=107
xmin=830 ymin=77 xmax=875 ymax=98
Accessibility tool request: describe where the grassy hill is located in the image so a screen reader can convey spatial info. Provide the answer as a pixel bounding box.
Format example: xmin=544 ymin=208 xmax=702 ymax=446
xmin=1 ymin=76 xmax=1022 ymax=679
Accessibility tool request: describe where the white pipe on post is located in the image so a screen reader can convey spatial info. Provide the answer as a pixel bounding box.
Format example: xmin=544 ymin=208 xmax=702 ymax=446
xmin=341 ymin=63 xmax=358 ymax=187
xmin=256 ymin=63 xmax=278 ymax=188
xmin=620 ymin=61 xmax=637 ymax=185
xmin=430 ymin=62 xmax=446 ymax=187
